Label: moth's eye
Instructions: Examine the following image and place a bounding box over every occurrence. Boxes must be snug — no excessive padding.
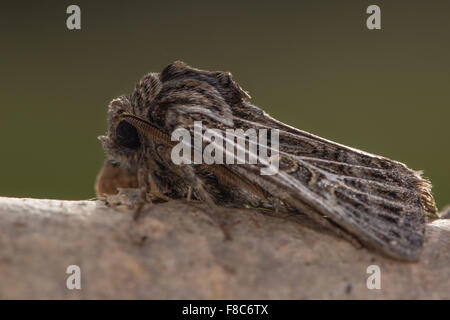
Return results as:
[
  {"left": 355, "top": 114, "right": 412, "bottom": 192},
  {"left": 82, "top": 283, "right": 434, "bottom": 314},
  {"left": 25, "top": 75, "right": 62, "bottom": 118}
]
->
[{"left": 115, "top": 120, "right": 140, "bottom": 149}]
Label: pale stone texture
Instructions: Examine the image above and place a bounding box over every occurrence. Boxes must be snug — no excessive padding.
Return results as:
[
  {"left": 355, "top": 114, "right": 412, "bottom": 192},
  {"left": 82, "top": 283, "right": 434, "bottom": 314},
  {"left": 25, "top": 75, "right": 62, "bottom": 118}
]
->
[{"left": 0, "top": 196, "right": 448, "bottom": 299}]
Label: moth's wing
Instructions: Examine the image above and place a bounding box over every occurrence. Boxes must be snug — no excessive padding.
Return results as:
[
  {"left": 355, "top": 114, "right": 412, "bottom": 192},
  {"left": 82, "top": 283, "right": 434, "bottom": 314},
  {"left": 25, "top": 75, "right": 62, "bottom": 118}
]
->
[
  {"left": 187, "top": 105, "right": 436, "bottom": 260},
  {"left": 228, "top": 107, "right": 437, "bottom": 260},
  {"left": 152, "top": 61, "right": 437, "bottom": 260}
]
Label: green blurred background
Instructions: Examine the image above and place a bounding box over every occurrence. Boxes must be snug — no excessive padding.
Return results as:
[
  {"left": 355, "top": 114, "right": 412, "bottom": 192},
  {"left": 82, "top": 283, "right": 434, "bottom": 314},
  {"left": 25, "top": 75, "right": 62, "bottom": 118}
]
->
[{"left": 1, "top": 1, "right": 449, "bottom": 208}]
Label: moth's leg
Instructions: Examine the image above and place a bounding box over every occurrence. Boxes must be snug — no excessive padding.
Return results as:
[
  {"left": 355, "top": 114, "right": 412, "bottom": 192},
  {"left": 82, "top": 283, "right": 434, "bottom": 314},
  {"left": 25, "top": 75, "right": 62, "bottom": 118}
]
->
[
  {"left": 134, "top": 168, "right": 174, "bottom": 220},
  {"left": 149, "top": 178, "right": 172, "bottom": 202},
  {"left": 134, "top": 165, "right": 151, "bottom": 220},
  {"left": 178, "top": 165, "right": 232, "bottom": 240},
  {"left": 273, "top": 198, "right": 284, "bottom": 213},
  {"left": 186, "top": 186, "right": 193, "bottom": 201},
  {"left": 178, "top": 165, "right": 215, "bottom": 206}
]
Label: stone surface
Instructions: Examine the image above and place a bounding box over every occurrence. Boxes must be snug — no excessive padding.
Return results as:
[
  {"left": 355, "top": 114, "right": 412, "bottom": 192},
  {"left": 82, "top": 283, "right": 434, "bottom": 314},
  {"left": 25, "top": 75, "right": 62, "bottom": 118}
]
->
[{"left": 0, "top": 196, "right": 448, "bottom": 299}]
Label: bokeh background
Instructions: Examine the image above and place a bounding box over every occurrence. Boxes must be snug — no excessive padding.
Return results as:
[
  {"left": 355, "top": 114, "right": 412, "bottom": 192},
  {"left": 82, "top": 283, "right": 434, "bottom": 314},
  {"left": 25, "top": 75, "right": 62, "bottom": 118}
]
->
[{"left": 1, "top": 1, "right": 449, "bottom": 208}]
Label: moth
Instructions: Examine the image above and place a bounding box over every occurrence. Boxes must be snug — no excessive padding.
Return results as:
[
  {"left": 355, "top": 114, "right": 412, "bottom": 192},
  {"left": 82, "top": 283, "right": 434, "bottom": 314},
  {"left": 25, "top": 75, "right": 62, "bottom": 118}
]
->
[{"left": 97, "top": 61, "right": 438, "bottom": 261}]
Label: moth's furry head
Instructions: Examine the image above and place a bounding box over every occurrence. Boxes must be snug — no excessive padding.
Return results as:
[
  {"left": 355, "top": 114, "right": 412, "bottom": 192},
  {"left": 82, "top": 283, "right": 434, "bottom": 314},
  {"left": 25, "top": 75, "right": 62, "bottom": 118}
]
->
[
  {"left": 99, "top": 71, "right": 165, "bottom": 168},
  {"left": 131, "top": 72, "right": 162, "bottom": 118},
  {"left": 99, "top": 95, "right": 142, "bottom": 168}
]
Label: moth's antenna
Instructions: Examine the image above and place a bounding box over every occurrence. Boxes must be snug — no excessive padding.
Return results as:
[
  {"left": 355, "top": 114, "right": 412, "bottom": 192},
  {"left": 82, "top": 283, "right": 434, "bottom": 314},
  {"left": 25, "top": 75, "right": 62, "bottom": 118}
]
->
[{"left": 121, "top": 113, "right": 173, "bottom": 146}]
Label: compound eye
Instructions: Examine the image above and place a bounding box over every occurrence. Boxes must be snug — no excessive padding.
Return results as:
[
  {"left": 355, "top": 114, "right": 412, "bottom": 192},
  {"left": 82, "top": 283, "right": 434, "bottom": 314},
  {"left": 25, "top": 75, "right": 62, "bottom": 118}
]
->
[{"left": 115, "top": 120, "right": 140, "bottom": 149}]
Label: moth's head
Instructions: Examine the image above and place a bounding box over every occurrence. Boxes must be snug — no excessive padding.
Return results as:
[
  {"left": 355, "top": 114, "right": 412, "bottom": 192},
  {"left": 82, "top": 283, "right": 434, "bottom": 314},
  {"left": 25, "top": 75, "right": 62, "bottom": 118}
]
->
[
  {"left": 98, "top": 96, "right": 142, "bottom": 167},
  {"left": 99, "top": 72, "right": 164, "bottom": 168}
]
